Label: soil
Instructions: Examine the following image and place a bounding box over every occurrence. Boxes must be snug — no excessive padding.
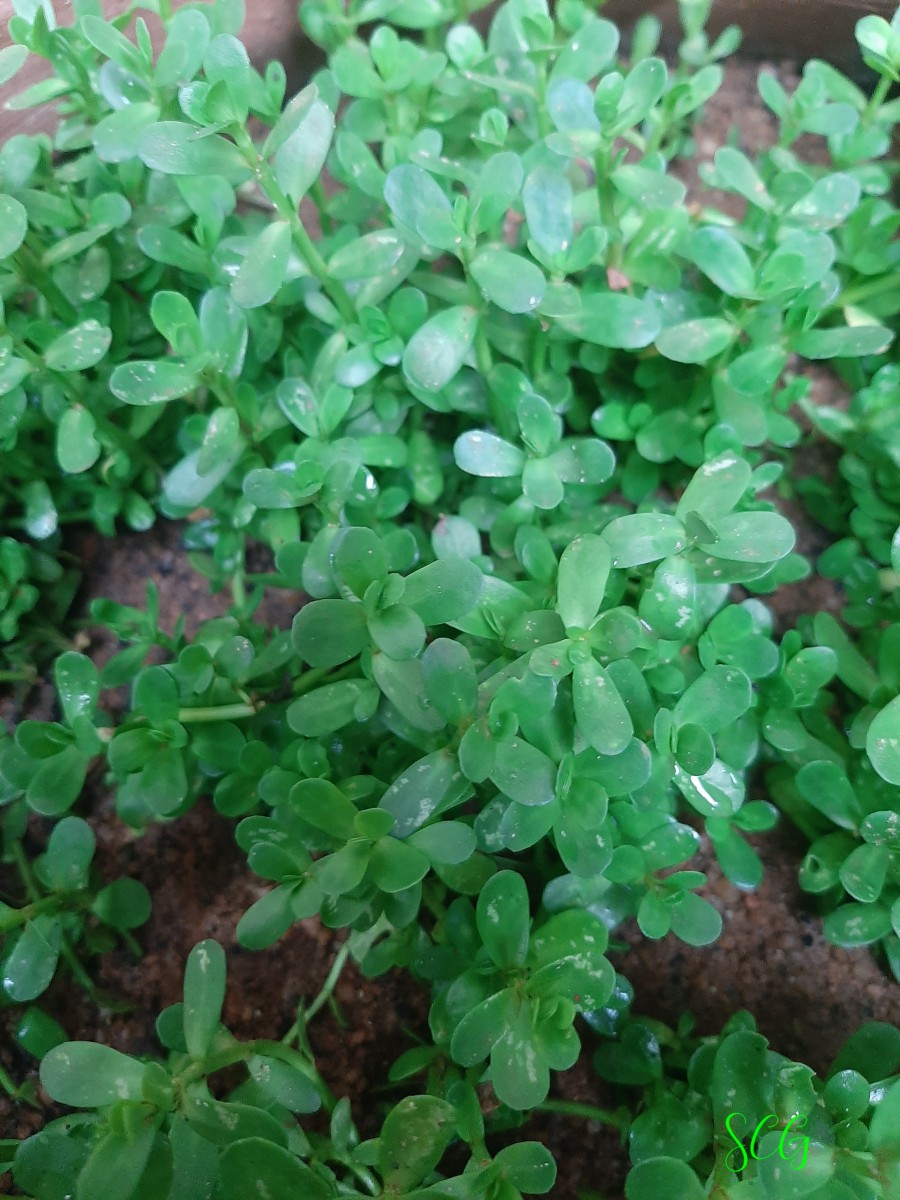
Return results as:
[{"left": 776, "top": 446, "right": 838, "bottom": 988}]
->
[{"left": 2, "top": 57, "right": 899, "bottom": 1200}]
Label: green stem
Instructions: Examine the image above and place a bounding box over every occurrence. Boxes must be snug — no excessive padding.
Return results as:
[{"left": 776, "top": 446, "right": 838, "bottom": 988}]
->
[
  {"left": 475, "top": 323, "right": 493, "bottom": 378},
  {"left": 11, "top": 841, "right": 98, "bottom": 996},
  {"left": 292, "top": 663, "right": 358, "bottom": 696},
  {"left": 531, "top": 326, "right": 548, "bottom": 380},
  {"left": 594, "top": 145, "right": 622, "bottom": 269},
  {"left": 0, "top": 890, "right": 91, "bottom": 934},
  {"left": 534, "top": 1099, "right": 629, "bottom": 1131},
  {"left": 0, "top": 1061, "right": 22, "bottom": 1099},
  {"left": 306, "top": 940, "right": 351, "bottom": 1023},
  {"left": 176, "top": 703, "right": 258, "bottom": 723},
  {"left": 14, "top": 244, "right": 78, "bottom": 324},
  {"left": 177, "top": 1037, "right": 337, "bottom": 1113},
  {"left": 232, "top": 128, "right": 356, "bottom": 324},
  {"left": 461, "top": 70, "right": 537, "bottom": 99},
  {"left": 836, "top": 272, "right": 900, "bottom": 309},
  {"left": 0, "top": 667, "right": 37, "bottom": 683},
  {"left": 11, "top": 840, "right": 41, "bottom": 905},
  {"left": 283, "top": 938, "right": 351, "bottom": 1049},
  {"left": 310, "top": 179, "right": 335, "bottom": 236},
  {"left": 863, "top": 73, "right": 892, "bottom": 122}
]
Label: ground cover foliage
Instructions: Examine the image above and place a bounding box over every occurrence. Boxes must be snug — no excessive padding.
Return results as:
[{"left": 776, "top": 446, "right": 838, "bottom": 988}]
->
[{"left": 0, "top": 0, "right": 899, "bottom": 1195}]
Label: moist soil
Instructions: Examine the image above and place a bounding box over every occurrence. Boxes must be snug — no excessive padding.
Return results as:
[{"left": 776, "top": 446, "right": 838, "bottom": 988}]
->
[{"left": 2, "top": 58, "right": 900, "bottom": 1200}]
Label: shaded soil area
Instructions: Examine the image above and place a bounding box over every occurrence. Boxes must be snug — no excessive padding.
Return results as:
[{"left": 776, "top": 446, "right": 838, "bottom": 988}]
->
[{"left": 2, "top": 58, "right": 898, "bottom": 1200}]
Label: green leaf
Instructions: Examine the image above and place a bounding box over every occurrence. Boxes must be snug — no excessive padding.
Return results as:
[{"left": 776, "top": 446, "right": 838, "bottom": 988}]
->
[
  {"left": 454, "top": 430, "right": 524, "bottom": 477},
  {"left": 219, "top": 1138, "right": 330, "bottom": 1200},
  {"left": 625, "top": 1158, "right": 705, "bottom": 1200},
  {"left": 93, "top": 102, "right": 161, "bottom": 163},
  {"left": 491, "top": 1006, "right": 550, "bottom": 1109},
  {"left": 421, "top": 638, "right": 477, "bottom": 725},
  {"left": 676, "top": 452, "right": 751, "bottom": 520},
  {"left": 3, "top": 919, "right": 60, "bottom": 1002},
  {"left": 40, "top": 1042, "right": 145, "bottom": 1107},
  {"left": 656, "top": 318, "right": 735, "bottom": 363},
  {"left": 287, "top": 679, "right": 376, "bottom": 736},
  {"left": 687, "top": 227, "right": 755, "bottom": 297},
  {"left": 43, "top": 321, "right": 111, "bottom": 373},
  {"left": 557, "top": 534, "right": 611, "bottom": 628},
  {"left": 292, "top": 599, "right": 369, "bottom": 667},
  {"left": 327, "top": 229, "right": 405, "bottom": 280},
  {"left": 0, "top": 194, "right": 29, "bottom": 259},
  {"left": 790, "top": 173, "right": 861, "bottom": 229},
  {"left": 379, "top": 1096, "right": 455, "bottom": 1191},
  {"left": 91, "top": 879, "right": 151, "bottom": 930},
  {"left": 870, "top": 1080, "right": 900, "bottom": 1156},
  {"left": 274, "top": 99, "right": 333, "bottom": 205},
  {"left": 469, "top": 152, "right": 525, "bottom": 234},
  {"left": 490, "top": 738, "right": 557, "bottom": 806},
  {"left": 0, "top": 45, "right": 29, "bottom": 89},
  {"left": 824, "top": 902, "right": 892, "bottom": 948},
  {"left": 602, "top": 514, "right": 687, "bottom": 567},
  {"left": 612, "top": 165, "right": 686, "bottom": 209},
  {"left": 236, "top": 885, "right": 295, "bottom": 950},
  {"left": 379, "top": 750, "right": 461, "bottom": 837},
  {"left": 792, "top": 324, "right": 893, "bottom": 359},
  {"left": 54, "top": 652, "right": 99, "bottom": 725},
  {"left": 42, "top": 817, "right": 95, "bottom": 891},
  {"left": 801, "top": 763, "right": 868, "bottom": 830},
  {"left": 402, "top": 306, "right": 477, "bottom": 392},
  {"left": 668, "top": 890, "right": 722, "bottom": 946},
  {"left": 831, "top": 1022, "right": 900, "bottom": 1081},
  {"left": 182, "top": 940, "right": 226, "bottom": 1060},
  {"left": 384, "top": 162, "right": 452, "bottom": 243},
  {"left": 867, "top": 697, "right": 900, "bottom": 784},
  {"left": 402, "top": 558, "right": 483, "bottom": 625},
  {"left": 840, "top": 843, "right": 889, "bottom": 904},
  {"left": 231, "top": 221, "right": 291, "bottom": 309},
  {"left": 495, "top": 1142, "right": 557, "bottom": 1193},
  {"left": 369, "top": 837, "right": 430, "bottom": 892},
  {"left": 109, "top": 360, "right": 198, "bottom": 406},
  {"left": 137, "top": 122, "right": 248, "bottom": 177},
  {"left": 523, "top": 166, "right": 574, "bottom": 257},
  {"left": 163, "top": 443, "right": 244, "bottom": 509},
  {"left": 477, "top": 870, "right": 530, "bottom": 969},
  {"left": 470, "top": 248, "right": 545, "bottom": 314},
  {"left": 697, "top": 511, "right": 795, "bottom": 563},
  {"left": 57, "top": 407, "right": 102, "bottom": 474},
  {"left": 673, "top": 666, "right": 752, "bottom": 734},
  {"left": 556, "top": 292, "right": 661, "bottom": 348},
  {"left": 407, "top": 821, "right": 476, "bottom": 865},
  {"left": 573, "top": 658, "right": 634, "bottom": 755},
  {"left": 26, "top": 746, "right": 88, "bottom": 817}
]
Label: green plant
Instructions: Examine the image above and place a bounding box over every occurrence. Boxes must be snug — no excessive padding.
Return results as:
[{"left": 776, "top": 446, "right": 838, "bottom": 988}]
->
[{"left": 0, "top": 0, "right": 899, "bottom": 1195}]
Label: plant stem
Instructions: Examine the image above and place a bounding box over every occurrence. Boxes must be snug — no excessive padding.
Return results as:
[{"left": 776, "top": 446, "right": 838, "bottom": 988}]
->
[
  {"left": 306, "top": 939, "right": 351, "bottom": 1023},
  {"left": 14, "top": 244, "right": 79, "bottom": 324},
  {"left": 0, "top": 890, "right": 90, "bottom": 934},
  {"left": 176, "top": 1037, "right": 337, "bottom": 1113},
  {"left": 0, "top": 1061, "right": 24, "bottom": 1101},
  {"left": 283, "top": 938, "right": 351, "bottom": 1049},
  {"left": 0, "top": 668, "right": 37, "bottom": 683},
  {"left": 231, "top": 127, "right": 356, "bottom": 324},
  {"left": 176, "top": 703, "right": 259, "bottom": 723},
  {"left": 311, "top": 178, "right": 335, "bottom": 235},
  {"left": 475, "top": 323, "right": 493, "bottom": 377},
  {"left": 535, "top": 1098, "right": 629, "bottom": 1131},
  {"left": 863, "top": 73, "right": 892, "bottom": 122},
  {"left": 10, "top": 841, "right": 98, "bottom": 996},
  {"left": 835, "top": 273, "right": 900, "bottom": 309}
]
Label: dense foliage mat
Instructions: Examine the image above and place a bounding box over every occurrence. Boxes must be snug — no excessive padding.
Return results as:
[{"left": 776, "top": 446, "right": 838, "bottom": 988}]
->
[{"left": 0, "top": 0, "right": 899, "bottom": 1196}]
